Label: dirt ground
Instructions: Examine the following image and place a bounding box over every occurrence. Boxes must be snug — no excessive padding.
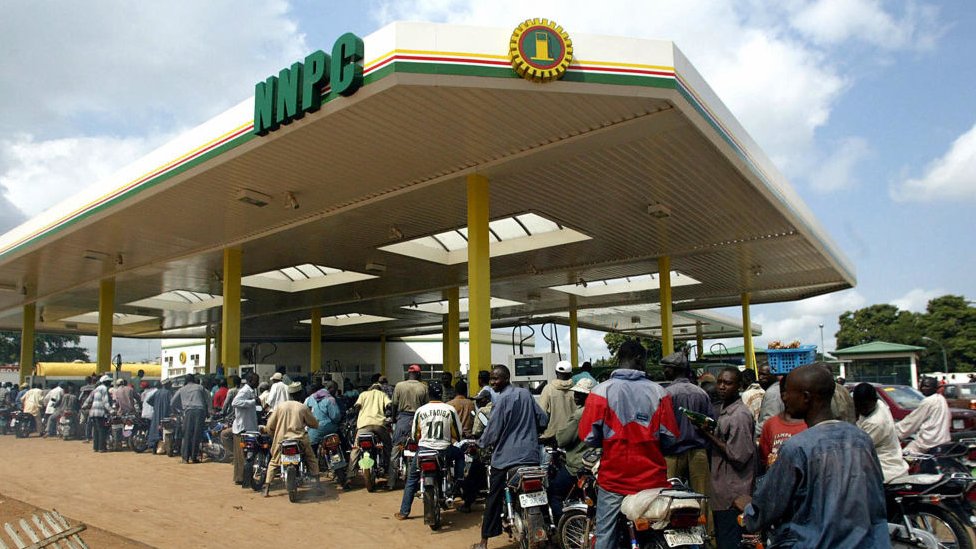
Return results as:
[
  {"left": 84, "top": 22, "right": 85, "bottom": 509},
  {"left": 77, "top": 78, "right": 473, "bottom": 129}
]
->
[{"left": 0, "top": 436, "right": 519, "bottom": 548}]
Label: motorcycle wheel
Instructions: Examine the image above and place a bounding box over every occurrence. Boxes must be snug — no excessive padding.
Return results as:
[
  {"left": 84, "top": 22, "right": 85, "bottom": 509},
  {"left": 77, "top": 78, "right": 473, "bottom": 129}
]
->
[
  {"left": 242, "top": 460, "right": 254, "bottom": 490},
  {"left": 557, "top": 509, "right": 593, "bottom": 549},
  {"left": 16, "top": 420, "right": 31, "bottom": 438},
  {"left": 203, "top": 442, "right": 227, "bottom": 462},
  {"left": 333, "top": 467, "right": 347, "bottom": 487},
  {"left": 521, "top": 507, "right": 549, "bottom": 549},
  {"left": 250, "top": 454, "right": 268, "bottom": 492},
  {"left": 364, "top": 467, "right": 376, "bottom": 493},
  {"left": 285, "top": 465, "right": 299, "bottom": 503},
  {"left": 168, "top": 436, "right": 180, "bottom": 457},
  {"left": 903, "top": 504, "right": 974, "bottom": 549},
  {"left": 130, "top": 429, "right": 149, "bottom": 453},
  {"left": 423, "top": 484, "right": 443, "bottom": 531}
]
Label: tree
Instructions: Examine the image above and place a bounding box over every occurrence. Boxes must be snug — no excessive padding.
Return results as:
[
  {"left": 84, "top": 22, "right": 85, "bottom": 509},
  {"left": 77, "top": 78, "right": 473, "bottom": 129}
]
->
[
  {"left": 918, "top": 296, "right": 976, "bottom": 373},
  {"left": 0, "top": 331, "right": 90, "bottom": 364},
  {"left": 835, "top": 295, "right": 976, "bottom": 373},
  {"left": 836, "top": 304, "right": 922, "bottom": 349}
]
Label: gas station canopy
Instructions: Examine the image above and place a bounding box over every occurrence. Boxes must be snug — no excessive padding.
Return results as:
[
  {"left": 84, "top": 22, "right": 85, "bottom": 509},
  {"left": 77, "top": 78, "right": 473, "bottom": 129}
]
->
[{"left": 0, "top": 21, "right": 853, "bottom": 344}]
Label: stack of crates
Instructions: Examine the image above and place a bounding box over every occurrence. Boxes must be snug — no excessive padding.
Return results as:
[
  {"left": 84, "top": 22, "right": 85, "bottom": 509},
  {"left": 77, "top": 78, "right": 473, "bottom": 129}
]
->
[{"left": 766, "top": 344, "right": 818, "bottom": 375}]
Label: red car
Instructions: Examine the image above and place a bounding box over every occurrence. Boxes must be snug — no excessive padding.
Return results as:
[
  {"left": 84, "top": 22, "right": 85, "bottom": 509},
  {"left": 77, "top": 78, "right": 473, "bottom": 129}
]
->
[{"left": 852, "top": 383, "right": 976, "bottom": 436}]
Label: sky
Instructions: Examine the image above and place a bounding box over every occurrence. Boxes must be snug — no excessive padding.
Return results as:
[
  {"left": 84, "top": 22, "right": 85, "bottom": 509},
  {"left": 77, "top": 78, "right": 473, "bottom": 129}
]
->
[{"left": 0, "top": 1, "right": 973, "bottom": 363}]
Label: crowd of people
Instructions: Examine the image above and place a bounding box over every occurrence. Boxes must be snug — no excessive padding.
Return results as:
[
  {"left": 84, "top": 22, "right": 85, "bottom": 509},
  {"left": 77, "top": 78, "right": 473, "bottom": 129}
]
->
[{"left": 0, "top": 342, "right": 960, "bottom": 548}]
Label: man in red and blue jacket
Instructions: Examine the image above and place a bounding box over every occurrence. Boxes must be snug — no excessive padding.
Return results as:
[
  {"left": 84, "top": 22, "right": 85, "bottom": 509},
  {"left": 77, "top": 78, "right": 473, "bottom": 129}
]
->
[{"left": 579, "top": 340, "right": 679, "bottom": 549}]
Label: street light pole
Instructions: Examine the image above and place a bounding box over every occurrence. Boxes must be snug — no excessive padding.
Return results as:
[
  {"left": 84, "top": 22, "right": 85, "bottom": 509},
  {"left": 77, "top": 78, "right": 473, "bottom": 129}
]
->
[
  {"left": 922, "top": 336, "right": 949, "bottom": 373},
  {"left": 819, "top": 323, "right": 825, "bottom": 361}
]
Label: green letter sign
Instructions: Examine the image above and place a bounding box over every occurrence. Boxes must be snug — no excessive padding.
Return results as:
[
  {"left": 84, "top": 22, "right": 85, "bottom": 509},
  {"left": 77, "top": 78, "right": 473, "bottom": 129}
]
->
[{"left": 253, "top": 33, "right": 364, "bottom": 136}]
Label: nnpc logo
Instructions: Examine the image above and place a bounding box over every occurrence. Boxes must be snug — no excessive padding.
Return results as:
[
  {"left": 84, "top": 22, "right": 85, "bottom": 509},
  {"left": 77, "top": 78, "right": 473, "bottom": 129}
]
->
[{"left": 509, "top": 19, "right": 573, "bottom": 83}]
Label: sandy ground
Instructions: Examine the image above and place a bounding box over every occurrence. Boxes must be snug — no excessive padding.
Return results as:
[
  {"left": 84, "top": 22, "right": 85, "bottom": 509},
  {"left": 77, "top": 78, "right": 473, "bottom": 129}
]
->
[{"left": 0, "top": 436, "right": 519, "bottom": 549}]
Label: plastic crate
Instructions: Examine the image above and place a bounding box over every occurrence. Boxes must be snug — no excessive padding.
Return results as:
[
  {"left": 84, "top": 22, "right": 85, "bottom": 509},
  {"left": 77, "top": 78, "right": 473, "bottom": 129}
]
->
[{"left": 766, "top": 344, "right": 818, "bottom": 374}]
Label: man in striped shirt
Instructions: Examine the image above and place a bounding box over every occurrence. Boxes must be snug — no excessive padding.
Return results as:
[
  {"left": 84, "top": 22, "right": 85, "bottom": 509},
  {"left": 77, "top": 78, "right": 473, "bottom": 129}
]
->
[{"left": 83, "top": 375, "right": 115, "bottom": 452}]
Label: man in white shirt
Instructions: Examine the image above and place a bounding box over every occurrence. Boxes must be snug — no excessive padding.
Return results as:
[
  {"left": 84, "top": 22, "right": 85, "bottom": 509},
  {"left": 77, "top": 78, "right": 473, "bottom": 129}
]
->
[
  {"left": 394, "top": 383, "right": 464, "bottom": 520},
  {"left": 231, "top": 373, "right": 260, "bottom": 485},
  {"left": 897, "top": 376, "right": 951, "bottom": 454},
  {"left": 853, "top": 383, "right": 909, "bottom": 483},
  {"left": 264, "top": 372, "right": 289, "bottom": 411},
  {"left": 42, "top": 383, "right": 65, "bottom": 437}
]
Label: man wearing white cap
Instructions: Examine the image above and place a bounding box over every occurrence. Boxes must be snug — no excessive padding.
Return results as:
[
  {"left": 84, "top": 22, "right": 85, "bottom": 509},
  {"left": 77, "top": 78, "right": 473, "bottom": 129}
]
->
[
  {"left": 82, "top": 375, "right": 114, "bottom": 452},
  {"left": 538, "top": 360, "right": 576, "bottom": 441},
  {"left": 265, "top": 371, "right": 289, "bottom": 412}
]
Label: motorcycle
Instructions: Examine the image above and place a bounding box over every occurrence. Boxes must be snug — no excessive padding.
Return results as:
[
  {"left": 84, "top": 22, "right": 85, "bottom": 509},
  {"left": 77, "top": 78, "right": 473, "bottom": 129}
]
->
[
  {"left": 124, "top": 415, "right": 151, "bottom": 453},
  {"left": 57, "top": 410, "right": 79, "bottom": 440},
  {"left": 105, "top": 413, "right": 125, "bottom": 451},
  {"left": 501, "top": 463, "right": 555, "bottom": 549},
  {"left": 241, "top": 430, "right": 272, "bottom": 491},
  {"left": 0, "top": 406, "right": 11, "bottom": 435},
  {"left": 886, "top": 471, "right": 975, "bottom": 549},
  {"left": 13, "top": 411, "right": 35, "bottom": 438},
  {"left": 160, "top": 415, "right": 183, "bottom": 457},
  {"left": 356, "top": 430, "right": 388, "bottom": 493},
  {"left": 275, "top": 438, "right": 311, "bottom": 503},
  {"left": 416, "top": 443, "right": 459, "bottom": 531},
  {"left": 555, "top": 448, "right": 600, "bottom": 549},
  {"left": 618, "top": 478, "right": 708, "bottom": 549},
  {"left": 318, "top": 432, "right": 348, "bottom": 487},
  {"left": 200, "top": 417, "right": 227, "bottom": 462}
]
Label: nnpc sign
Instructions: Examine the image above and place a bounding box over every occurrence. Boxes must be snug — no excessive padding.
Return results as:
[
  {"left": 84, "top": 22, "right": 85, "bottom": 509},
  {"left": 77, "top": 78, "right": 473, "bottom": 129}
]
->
[{"left": 253, "top": 32, "right": 364, "bottom": 136}]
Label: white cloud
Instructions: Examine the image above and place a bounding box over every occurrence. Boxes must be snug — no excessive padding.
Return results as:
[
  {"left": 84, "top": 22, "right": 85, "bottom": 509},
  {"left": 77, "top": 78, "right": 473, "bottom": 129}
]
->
[
  {"left": 0, "top": 1, "right": 309, "bottom": 228},
  {"left": 808, "top": 136, "right": 871, "bottom": 192},
  {"left": 375, "top": 0, "right": 935, "bottom": 189},
  {"left": 0, "top": 1, "right": 307, "bottom": 136},
  {"left": 0, "top": 134, "right": 164, "bottom": 217},
  {"left": 789, "top": 0, "right": 941, "bottom": 51},
  {"left": 889, "top": 287, "right": 943, "bottom": 313},
  {"left": 790, "top": 289, "right": 867, "bottom": 317},
  {"left": 891, "top": 122, "right": 976, "bottom": 202}
]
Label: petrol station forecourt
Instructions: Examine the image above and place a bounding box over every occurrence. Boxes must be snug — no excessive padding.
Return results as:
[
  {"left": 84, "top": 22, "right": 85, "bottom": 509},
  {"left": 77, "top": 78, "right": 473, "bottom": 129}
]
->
[{"left": 0, "top": 18, "right": 855, "bottom": 541}]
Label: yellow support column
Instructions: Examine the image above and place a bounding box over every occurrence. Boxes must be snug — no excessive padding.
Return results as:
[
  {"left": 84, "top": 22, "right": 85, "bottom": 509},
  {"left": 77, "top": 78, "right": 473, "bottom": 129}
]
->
[
  {"left": 696, "top": 321, "right": 704, "bottom": 360},
  {"left": 96, "top": 278, "right": 115, "bottom": 374},
  {"left": 569, "top": 296, "right": 579, "bottom": 368},
  {"left": 310, "top": 307, "right": 322, "bottom": 374},
  {"left": 658, "top": 256, "right": 674, "bottom": 356},
  {"left": 447, "top": 287, "right": 460, "bottom": 377},
  {"left": 19, "top": 303, "right": 36, "bottom": 383},
  {"left": 467, "top": 174, "right": 491, "bottom": 388},
  {"left": 380, "top": 334, "right": 387, "bottom": 377},
  {"left": 221, "top": 248, "right": 242, "bottom": 372},
  {"left": 742, "top": 292, "right": 758, "bottom": 375}
]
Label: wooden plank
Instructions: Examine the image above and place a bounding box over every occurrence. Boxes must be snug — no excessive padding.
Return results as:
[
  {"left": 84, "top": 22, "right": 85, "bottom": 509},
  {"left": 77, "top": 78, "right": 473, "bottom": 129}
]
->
[
  {"left": 38, "top": 516, "right": 63, "bottom": 549},
  {"left": 46, "top": 515, "right": 86, "bottom": 549},
  {"left": 22, "top": 526, "right": 85, "bottom": 549},
  {"left": 17, "top": 520, "right": 39, "bottom": 544},
  {"left": 3, "top": 522, "right": 26, "bottom": 548},
  {"left": 29, "top": 517, "right": 52, "bottom": 540}
]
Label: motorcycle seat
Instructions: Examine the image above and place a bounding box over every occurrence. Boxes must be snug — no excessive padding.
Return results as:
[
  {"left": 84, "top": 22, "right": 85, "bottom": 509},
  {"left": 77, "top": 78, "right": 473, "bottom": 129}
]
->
[
  {"left": 887, "top": 473, "right": 944, "bottom": 489},
  {"left": 621, "top": 488, "right": 703, "bottom": 528}
]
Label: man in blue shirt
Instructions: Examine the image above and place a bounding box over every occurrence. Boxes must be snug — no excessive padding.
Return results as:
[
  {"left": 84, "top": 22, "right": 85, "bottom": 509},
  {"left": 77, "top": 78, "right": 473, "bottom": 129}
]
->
[
  {"left": 662, "top": 355, "right": 715, "bottom": 541},
  {"left": 472, "top": 365, "right": 548, "bottom": 549},
  {"left": 736, "top": 364, "right": 889, "bottom": 548}
]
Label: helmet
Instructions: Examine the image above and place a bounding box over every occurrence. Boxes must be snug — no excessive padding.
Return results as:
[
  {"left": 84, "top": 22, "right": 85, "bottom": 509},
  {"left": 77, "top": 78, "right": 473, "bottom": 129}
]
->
[{"left": 571, "top": 378, "right": 596, "bottom": 394}]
